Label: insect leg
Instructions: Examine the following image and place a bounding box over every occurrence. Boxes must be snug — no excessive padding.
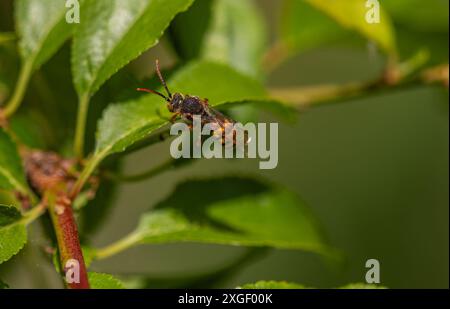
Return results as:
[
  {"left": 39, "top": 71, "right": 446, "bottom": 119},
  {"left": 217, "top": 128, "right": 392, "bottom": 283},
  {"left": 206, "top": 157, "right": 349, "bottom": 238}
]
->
[{"left": 170, "top": 113, "right": 181, "bottom": 123}]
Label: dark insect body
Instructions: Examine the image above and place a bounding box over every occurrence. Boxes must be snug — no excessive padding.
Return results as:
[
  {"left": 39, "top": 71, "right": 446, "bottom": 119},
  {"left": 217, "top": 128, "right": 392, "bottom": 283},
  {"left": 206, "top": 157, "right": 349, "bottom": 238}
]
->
[{"left": 137, "top": 60, "right": 238, "bottom": 144}]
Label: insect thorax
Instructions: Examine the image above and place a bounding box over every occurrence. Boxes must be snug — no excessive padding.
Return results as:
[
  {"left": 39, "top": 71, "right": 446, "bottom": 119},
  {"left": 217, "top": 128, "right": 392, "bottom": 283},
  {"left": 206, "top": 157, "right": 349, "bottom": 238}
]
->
[{"left": 180, "top": 95, "right": 204, "bottom": 114}]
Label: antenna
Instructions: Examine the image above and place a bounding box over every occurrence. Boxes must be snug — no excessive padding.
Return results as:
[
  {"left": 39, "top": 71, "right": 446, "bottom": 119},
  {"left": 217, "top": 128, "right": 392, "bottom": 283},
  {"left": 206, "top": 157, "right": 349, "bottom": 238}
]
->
[
  {"left": 136, "top": 88, "right": 168, "bottom": 100},
  {"left": 155, "top": 59, "right": 172, "bottom": 98}
]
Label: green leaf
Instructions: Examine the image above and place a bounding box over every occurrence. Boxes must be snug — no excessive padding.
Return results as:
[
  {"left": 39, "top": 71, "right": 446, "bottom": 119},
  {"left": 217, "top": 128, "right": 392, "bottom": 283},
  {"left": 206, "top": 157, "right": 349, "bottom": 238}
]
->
[
  {"left": 238, "top": 280, "right": 306, "bottom": 289},
  {"left": 339, "top": 283, "right": 386, "bottom": 289},
  {"left": 169, "top": 0, "right": 267, "bottom": 78},
  {"left": 72, "top": 0, "right": 194, "bottom": 98},
  {"left": 0, "top": 225, "right": 27, "bottom": 264},
  {"left": 133, "top": 177, "right": 334, "bottom": 256},
  {"left": 165, "top": 61, "right": 267, "bottom": 106},
  {"left": 15, "top": 0, "right": 73, "bottom": 70},
  {"left": 0, "top": 204, "right": 27, "bottom": 264},
  {"left": 201, "top": 0, "right": 267, "bottom": 78},
  {"left": 383, "top": 0, "right": 449, "bottom": 33},
  {"left": 0, "top": 278, "right": 8, "bottom": 289},
  {"left": 88, "top": 272, "right": 124, "bottom": 289},
  {"left": 281, "top": 0, "right": 396, "bottom": 57},
  {"left": 281, "top": 0, "right": 352, "bottom": 54},
  {"left": 305, "top": 0, "right": 396, "bottom": 55},
  {"left": 238, "top": 281, "right": 387, "bottom": 289},
  {"left": 0, "top": 204, "right": 22, "bottom": 226},
  {"left": 220, "top": 99, "right": 297, "bottom": 123},
  {"left": 0, "top": 128, "right": 28, "bottom": 194},
  {"left": 93, "top": 61, "right": 268, "bottom": 162}
]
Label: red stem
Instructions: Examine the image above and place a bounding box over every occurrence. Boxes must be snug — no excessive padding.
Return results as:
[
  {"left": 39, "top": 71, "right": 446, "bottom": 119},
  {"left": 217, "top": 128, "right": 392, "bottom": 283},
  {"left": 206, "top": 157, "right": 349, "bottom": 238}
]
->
[{"left": 48, "top": 193, "right": 89, "bottom": 289}]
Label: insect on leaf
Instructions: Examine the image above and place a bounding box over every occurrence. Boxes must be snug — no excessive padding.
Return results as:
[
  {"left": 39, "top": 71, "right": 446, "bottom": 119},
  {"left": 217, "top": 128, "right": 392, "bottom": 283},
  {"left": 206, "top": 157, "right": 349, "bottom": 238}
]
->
[{"left": 92, "top": 61, "right": 269, "bottom": 166}]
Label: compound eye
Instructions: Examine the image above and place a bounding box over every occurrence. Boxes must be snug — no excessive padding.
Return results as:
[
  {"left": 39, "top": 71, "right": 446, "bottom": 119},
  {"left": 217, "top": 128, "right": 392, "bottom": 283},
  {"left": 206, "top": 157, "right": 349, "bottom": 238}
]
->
[{"left": 171, "top": 93, "right": 183, "bottom": 109}]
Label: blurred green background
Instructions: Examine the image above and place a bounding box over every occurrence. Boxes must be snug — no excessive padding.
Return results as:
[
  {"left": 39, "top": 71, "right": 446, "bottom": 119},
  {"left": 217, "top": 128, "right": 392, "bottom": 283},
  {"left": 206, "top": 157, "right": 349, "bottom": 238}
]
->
[{"left": 0, "top": 0, "right": 448, "bottom": 288}]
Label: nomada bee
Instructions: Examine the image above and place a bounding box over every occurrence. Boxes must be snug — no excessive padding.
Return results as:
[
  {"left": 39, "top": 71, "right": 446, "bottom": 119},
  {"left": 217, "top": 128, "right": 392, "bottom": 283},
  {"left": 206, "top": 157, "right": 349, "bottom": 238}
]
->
[{"left": 137, "top": 60, "right": 245, "bottom": 145}]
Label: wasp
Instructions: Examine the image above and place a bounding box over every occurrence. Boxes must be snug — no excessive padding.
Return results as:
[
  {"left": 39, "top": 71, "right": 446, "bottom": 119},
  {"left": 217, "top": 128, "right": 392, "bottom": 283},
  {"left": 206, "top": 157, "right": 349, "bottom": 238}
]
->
[{"left": 137, "top": 60, "right": 243, "bottom": 145}]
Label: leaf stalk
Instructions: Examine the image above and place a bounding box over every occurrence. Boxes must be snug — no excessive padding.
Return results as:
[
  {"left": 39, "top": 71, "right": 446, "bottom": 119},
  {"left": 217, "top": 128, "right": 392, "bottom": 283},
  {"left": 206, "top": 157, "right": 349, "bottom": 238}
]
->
[
  {"left": 74, "top": 93, "right": 90, "bottom": 159},
  {"left": 2, "top": 60, "right": 33, "bottom": 117}
]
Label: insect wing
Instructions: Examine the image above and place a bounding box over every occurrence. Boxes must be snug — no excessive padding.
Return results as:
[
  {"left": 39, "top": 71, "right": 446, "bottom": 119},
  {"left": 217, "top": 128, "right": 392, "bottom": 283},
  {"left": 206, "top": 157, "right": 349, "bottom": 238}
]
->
[
  {"left": 205, "top": 106, "right": 249, "bottom": 145},
  {"left": 203, "top": 105, "right": 234, "bottom": 126}
]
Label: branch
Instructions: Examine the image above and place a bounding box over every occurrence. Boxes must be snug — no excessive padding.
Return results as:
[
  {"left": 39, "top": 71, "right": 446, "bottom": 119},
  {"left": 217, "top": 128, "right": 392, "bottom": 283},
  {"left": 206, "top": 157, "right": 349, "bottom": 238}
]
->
[
  {"left": 69, "top": 153, "right": 102, "bottom": 199},
  {"left": 269, "top": 63, "right": 449, "bottom": 110},
  {"left": 94, "top": 230, "right": 142, "bottom": 261},
  {"left": 20, "top": 201, "right": 46, "bottom": 226},
  {"left": 47, "top": 191, "right": 90, "bottom": 289},
  {"left": 23, "top": 150, "right": 90, "bottom": 289},
  {"left": 262, "top": 41, "right": 292, "bottom": 74}
]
